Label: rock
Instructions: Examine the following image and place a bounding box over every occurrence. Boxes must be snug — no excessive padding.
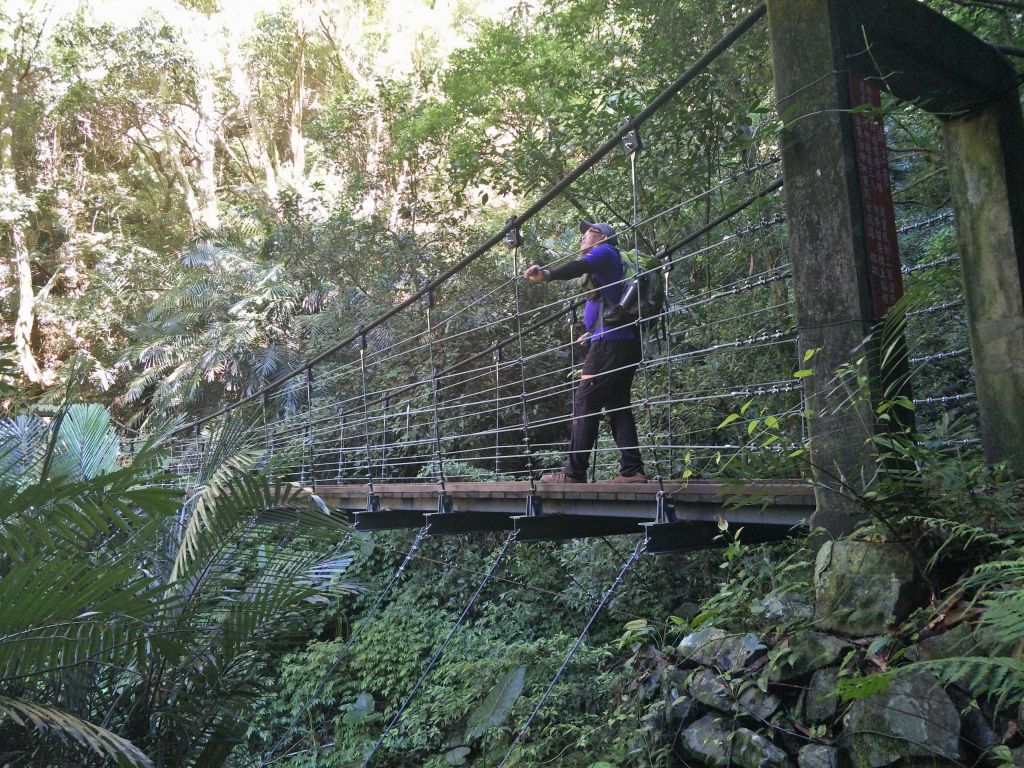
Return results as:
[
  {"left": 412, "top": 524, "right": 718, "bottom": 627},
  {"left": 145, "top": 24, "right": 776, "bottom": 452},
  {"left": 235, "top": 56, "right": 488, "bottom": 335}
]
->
[
  {"left": 769, "top": 633, "right": 852, "bottom": 681},
  {"left": 1010, "top": 746, "right": 1024, "bottom": 767},
  {"left": 731, "top": 727, "right": 793, "bottom": 768},
  {"left": 737, "top": 681, "right": 781, "bottom": 722},
  {"left": 914, "top": 622, "right": 1007, "bottom": 661},
  {"left": 814, "top": 541, "right": 928, "bottom": 636},
  {"left": 665, "top": 691, "right": 700, "bottom": 728},
  {"left": 799, "top": 744, "right": 839, "bottom": 768},
  {"left": 688, "top": 668, "right": 735, "bottom": 713},
  {"left": 678, "top": 626, "right": 767, "bottom": 670},
  {"left": 843, "top": 670, "right": 961, "bottom": 768},
  {"left": 801, "top": 667, "right": 841, "bottom": 723},
  {"left": 686, "top": 669, "right": 780, "bottom": 720},
  {"left": 758, "top": 592, "right": 815, "bottom": 624},
  {"left": 663, "top": 665, "right": 702, "bottom": 727},
  {"left": 682, "top": 713, "right": 731, "bottom": 767}
]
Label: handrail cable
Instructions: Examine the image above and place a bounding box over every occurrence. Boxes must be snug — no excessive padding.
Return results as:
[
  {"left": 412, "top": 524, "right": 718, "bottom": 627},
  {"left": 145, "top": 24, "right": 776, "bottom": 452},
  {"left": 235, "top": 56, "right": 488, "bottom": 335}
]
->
[{"left": 255, "top": 194, "right": 788, "bottom": 447}]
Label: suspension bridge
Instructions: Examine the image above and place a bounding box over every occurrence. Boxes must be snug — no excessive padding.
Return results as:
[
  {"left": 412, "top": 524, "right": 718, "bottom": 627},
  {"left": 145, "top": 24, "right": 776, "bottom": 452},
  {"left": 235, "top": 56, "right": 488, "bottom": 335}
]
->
[
  {"left": 164, "top": 2, "right": 1024, "bottom": 762},
  {"left": 173, "top": 0, "right": 1021, "bottom": 548}
]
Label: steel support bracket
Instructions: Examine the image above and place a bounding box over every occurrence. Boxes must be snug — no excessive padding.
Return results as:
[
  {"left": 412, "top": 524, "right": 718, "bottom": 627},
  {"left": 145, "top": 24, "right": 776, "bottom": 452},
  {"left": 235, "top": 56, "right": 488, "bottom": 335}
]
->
[
  {"left": 655, "top": 490, "right": 676, "bottom": 524},
  {"left": 438, "top": 491, "right": 454, "bottom": 515},
  {"left": 526, "top": 490, "right": 543, "bottom": 517}
]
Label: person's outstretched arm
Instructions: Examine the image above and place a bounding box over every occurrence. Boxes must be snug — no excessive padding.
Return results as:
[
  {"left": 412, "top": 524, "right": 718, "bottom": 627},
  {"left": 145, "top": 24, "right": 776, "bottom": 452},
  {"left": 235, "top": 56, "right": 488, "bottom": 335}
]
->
[{"left": 523, "top": 259, "right": 588, "bottom": 283}]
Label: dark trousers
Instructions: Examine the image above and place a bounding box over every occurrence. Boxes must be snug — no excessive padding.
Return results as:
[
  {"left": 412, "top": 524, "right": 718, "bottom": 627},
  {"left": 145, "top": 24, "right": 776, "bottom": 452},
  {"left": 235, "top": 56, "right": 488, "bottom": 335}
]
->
[{"left": 565, "top": 337, "right": 644, "bottom": 478}]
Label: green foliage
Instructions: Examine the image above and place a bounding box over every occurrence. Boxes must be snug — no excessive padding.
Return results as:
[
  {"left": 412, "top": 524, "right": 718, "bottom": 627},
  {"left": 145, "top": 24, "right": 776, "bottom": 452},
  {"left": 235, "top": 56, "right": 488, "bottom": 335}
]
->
[{"left": 0, "top": 399, "right": 356, "bottom": 767}]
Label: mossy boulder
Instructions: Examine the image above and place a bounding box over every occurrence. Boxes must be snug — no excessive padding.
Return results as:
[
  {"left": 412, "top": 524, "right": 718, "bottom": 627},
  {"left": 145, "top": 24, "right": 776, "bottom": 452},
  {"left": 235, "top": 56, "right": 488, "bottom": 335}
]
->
[
  {"left": 814, "top": 541, "right": 928, "bottom": 636},
  {"left": 677, "top": 626, "right": 767, "bottom": 670},
  {"left": 843, "top": 670, "right": 961, "bottom": 768}
]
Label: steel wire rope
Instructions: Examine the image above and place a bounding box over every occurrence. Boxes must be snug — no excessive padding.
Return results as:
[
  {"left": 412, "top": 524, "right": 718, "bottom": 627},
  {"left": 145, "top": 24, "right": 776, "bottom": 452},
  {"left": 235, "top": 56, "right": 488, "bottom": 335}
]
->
[
  {"left": 633, "top": 155, "right": 782, "bottom": 232},
  {"left": 530, "top": 214, "right": 788, "bottom": 339},
  {"left": 906, "top": 299, "right": 965, "bottom": 317},
  {"left": 343, "top": 216, "right": 791, "bottom": 430},
  {"left": 896, "top": 211, "right": 954, "bottom": 234},
  {"left": 519, "top": 381, "right": 800, "bottom": 442},
  {"left": 902, "top": 254, "right": 960, "bottom": 274},
  {"left": 909, "top": 347, "right": 970, "bottom": 365},
  {"left": 266, "top": 361, "right": 803, "bottom": 468},
  {"left": 359, "top": 530, "right": 519, "bottom": 767},
  {"left": 263, "top": 524, "right": 430, "bottom": 763},
  {"left": 423, "top": 172, "right": 778, "bottom": 348},
  {"left": 368, "top": 538, "right": 683, "bottom": 635},
  {"left": 432, "top": 374, "right": 803, "bottom": 449},
  {"left": 497, "top": 537, "right": 646, "bottom": 768},
  {"left": 173, "top": 5, "right": 768, "bottom": 438},
  {"left": 494, "top": 156, "right": 783, "bottom": 284},
  {"left": 596, "top": 535, "right": 679, "bottom": 613}
]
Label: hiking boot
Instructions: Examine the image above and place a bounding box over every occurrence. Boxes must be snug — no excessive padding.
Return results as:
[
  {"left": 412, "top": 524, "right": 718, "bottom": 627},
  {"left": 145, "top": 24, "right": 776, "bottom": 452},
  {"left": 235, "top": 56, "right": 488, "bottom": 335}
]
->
[
  {"left": 608, "top": 473, "right": 648, "bottom": 484},
  {"left": 540, "top": 472, "right": 587, "bottom": 483}
]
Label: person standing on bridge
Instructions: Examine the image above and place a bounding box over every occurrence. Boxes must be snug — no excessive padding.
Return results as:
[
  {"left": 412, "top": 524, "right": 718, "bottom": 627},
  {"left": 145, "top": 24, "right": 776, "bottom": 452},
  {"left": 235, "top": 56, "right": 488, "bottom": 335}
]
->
[{"left": 523, "top": 220, "right": 647, "bottom": 484}]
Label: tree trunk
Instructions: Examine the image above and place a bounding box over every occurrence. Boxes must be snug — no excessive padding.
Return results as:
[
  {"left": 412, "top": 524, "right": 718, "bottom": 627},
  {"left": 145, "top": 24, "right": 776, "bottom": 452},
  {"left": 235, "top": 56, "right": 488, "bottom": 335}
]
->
[
  {"left": 193, "top": 66, "right": 221, "bottom": 231},
  {"left": 285, "top": 28, "right": 307, "bottom": 189},
  {"left": 167, "top": 135, "right": 203, "bottom": 230},
  {"left": 1, "top": 48, "right": 46, "bottom": 384},
  {"left": 11, "top": 225, "right": 45, "bottom": 383}
]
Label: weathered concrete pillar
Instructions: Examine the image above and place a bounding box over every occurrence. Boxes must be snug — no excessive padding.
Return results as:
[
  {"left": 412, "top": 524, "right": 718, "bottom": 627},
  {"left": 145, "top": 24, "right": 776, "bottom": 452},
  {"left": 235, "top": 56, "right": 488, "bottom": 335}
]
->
[
  {"left": 766, "top": 0, "right": 878, "bottom": 537},
  {"left": 944, "top": 95, "right": 1024, "bottom": 473}
]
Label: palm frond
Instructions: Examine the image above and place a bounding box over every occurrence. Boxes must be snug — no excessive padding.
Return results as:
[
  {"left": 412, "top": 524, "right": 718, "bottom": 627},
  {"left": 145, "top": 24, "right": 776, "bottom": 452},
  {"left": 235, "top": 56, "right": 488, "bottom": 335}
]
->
[
  {"left": 0, "top": 696, "right": 152, "bottom": 768},
  {"left": 49, "top": 404, "right": 121, "bottom": 482},
  {"left": 0, "top": 414, "right": 49, "bottom": 486}
]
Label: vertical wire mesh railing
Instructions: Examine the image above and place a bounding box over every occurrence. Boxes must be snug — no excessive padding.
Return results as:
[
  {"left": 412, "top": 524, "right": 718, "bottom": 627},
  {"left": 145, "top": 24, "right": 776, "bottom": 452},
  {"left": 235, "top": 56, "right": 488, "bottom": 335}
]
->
[
  {"left": 195, "top": 170, "right": 796, "bottom": 489},
  {"left": 159, "top": 4, "right": 798, "bottom": 492}
]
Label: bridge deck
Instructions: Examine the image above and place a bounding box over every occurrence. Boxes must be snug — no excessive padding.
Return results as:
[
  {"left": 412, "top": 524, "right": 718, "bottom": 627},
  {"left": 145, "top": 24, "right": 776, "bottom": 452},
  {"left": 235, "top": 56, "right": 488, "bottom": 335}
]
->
[{"left": 316, "top": 480, "right": 814, "bottom": 553}]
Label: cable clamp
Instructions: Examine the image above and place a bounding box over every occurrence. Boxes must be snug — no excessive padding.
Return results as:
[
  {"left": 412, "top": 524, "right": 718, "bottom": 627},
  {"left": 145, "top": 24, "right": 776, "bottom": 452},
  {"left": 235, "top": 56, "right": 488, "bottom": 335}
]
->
[
  {"left": 504, "top": 216, "right": 522, "bottom": 248},
  {"left": 619, "top": 116, "right": 642, "bottom": 155}
]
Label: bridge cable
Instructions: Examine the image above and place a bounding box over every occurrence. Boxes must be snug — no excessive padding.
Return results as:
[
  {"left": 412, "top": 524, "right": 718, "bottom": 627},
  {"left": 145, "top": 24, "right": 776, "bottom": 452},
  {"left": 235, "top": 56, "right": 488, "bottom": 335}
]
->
[
  {"left": 360, "top": 530, "right": 519, "bottom": 767},
  {"left": 508, "top": 228, "right": 540, "bottom": 498},
  {"left": 263, "top": 524, "right": 430, "bottom": 763},
  {"left": 356, "top": 335, "right": 378, "bottom": 496},
  {"left": 423, "top": 290, "right": 451, "bottom": 496},
  {"left": 623, "top": 126, "right": 670, "bottom": 496},
  {"left": 265, "top": 184, "right": 788, "bottom": 457},
  {"left": 496, "top": 537, "right": 646, "bottom": 768}
]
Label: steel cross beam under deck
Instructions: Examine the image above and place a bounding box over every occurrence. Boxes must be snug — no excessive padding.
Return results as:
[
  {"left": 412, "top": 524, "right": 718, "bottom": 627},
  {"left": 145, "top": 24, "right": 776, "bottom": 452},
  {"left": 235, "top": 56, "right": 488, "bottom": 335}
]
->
[{"left": 315, "top": 480, "right": 814, "bottom": 553}]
